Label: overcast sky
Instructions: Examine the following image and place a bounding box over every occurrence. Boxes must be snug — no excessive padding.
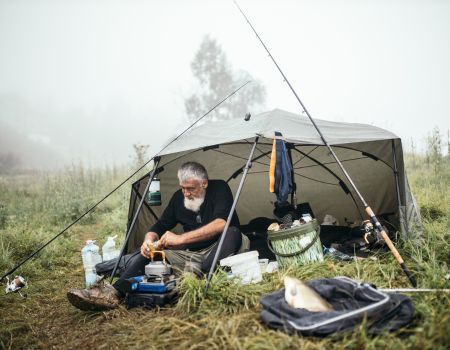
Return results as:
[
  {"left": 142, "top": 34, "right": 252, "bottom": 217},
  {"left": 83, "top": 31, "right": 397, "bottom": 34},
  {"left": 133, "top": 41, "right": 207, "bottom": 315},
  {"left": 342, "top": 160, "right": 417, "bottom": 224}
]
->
[{"left": 1, "top": 0, "right": 449, "bottom": 167}]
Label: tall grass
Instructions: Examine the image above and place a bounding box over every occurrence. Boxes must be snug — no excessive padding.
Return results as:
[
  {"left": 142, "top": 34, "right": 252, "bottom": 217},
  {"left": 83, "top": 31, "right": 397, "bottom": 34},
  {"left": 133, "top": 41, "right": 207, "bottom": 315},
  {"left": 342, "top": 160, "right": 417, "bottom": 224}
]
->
[
  {"left": 0, "top": 163, "right": 130, "bottom": 277},
  {"left": 0, "top": 149, "right": 449, "bottom": 349}
]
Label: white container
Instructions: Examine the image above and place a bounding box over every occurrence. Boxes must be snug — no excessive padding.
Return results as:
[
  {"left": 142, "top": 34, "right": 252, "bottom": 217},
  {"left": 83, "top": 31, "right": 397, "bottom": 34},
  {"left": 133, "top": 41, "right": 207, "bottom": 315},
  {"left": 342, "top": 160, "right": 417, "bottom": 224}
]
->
[
  {"left": 102, "top": 236, "right": 120, "bottom": 262},
  {"left": 220, "top": 250, "right": 261, "bottom": 284},
  {"left": 266, "top": 261, "right": 279, "bottom": 273},
  {"left": 259, "top": 259, "right": 269, "bottom": 273},
  {"left": 81, "top": 240, "right": 102, "bottom": 288},
  {"left": 84, "top": 268, "right": 97, "bottom": 288}
]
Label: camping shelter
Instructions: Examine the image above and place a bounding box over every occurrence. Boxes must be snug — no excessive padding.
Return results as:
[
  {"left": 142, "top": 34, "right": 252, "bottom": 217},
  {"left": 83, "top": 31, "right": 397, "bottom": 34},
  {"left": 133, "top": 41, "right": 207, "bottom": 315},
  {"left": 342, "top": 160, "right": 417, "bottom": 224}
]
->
[{"left": 125, "top": 109, "right": 422, "bottom": 252}]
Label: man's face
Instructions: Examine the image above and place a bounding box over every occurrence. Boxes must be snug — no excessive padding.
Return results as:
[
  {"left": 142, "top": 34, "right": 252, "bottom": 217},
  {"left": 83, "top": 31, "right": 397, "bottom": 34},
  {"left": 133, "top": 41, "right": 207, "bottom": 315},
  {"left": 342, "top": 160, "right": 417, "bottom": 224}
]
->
[{"left": 180, "top": 178, "right": 207, "bottom": 200}]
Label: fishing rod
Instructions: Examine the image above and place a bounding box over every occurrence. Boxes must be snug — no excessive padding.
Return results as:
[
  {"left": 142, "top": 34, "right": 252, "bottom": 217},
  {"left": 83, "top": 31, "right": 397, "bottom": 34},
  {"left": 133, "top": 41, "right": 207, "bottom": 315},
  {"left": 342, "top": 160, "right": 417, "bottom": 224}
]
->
[
  {"left": 233, "top": 1, "right": 417, "bottom": 287},
  {"left": 1, "top": 80, "right": 252, "bottom": 283}
]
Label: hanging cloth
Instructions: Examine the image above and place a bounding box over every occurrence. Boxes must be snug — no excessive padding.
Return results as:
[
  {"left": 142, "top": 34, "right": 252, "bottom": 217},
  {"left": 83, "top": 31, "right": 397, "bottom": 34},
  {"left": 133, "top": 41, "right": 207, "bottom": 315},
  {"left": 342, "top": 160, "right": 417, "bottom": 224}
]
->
[{"left": 269, "top": 131, "right": 293, "bottom": 205}]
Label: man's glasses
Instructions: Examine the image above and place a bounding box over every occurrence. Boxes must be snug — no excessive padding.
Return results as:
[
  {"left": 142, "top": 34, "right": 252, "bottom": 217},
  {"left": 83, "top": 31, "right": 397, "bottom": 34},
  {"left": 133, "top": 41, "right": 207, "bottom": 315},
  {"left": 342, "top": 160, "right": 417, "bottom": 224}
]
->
[{"left": 180, "top": 185, "right": 199, "bottom": 194}]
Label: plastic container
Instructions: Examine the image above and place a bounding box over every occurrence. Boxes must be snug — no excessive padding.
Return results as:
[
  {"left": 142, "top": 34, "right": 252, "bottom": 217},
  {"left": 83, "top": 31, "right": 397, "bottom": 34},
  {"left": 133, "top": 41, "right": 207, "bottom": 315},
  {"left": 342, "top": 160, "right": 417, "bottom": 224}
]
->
[
  {"left": 220, "top": 250, "right": 261, "bottom": 284},
  {"left": 84, "top": 268, "right": 97, "bottom": 288},
  {"left": 266, "top": 261, "right": 279, "bottom": 273},
  {"left": 81, "top": 240, "right": 102, "bottom": 288},
  {"left": 102, "top": 236, "right": 120, "bottom": 262},
  {"left": 267, "top": 219, "right": 323, "bottom": 268},
  {"left": 259, "top": 259, "right": 269, "bottom": 273}
]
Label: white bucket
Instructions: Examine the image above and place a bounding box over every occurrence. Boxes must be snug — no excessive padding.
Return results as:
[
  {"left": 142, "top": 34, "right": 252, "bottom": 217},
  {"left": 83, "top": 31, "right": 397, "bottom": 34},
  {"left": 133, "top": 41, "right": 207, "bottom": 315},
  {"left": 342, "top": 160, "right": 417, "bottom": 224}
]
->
[{"left": 220, "top": 250, "right": 261, "bottom": 284}]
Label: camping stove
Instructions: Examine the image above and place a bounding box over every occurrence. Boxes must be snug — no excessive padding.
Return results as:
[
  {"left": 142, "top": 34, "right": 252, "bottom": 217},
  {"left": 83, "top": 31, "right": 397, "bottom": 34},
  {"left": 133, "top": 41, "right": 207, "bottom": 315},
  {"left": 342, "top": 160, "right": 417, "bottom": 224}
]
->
[{"left": 127, "top": 250, "right": 176, "bottom": 294}]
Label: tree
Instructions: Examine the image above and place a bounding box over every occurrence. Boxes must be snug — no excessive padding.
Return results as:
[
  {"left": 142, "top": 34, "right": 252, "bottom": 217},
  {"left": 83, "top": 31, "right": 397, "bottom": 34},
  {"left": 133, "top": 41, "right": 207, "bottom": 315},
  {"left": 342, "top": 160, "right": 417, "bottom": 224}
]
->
[
  {"left": 185, "top": 35, "right": 266, "bottom": 121},
  {"left": 425, "top": 127, "right": 443, "bottom": 174},
  {"left": 131, "top": 143, "right": 149, "bottom": 168},
  {"left": 0, "top": 152, "right": 21, "bottom": 174}
]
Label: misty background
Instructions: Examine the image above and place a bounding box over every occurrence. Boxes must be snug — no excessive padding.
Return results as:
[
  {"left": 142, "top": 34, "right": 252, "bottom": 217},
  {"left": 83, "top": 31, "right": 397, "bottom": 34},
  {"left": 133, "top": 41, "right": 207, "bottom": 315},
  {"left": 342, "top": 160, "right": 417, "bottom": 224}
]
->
[{"left": 1, "top": 0, "right": 449, "bottom": 171}]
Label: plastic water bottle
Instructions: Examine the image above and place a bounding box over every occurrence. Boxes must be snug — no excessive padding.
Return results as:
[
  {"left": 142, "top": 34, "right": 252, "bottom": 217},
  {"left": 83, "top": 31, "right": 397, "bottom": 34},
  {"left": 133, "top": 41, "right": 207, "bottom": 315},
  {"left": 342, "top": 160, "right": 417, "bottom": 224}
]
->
[
  {"left": 81, "top": 240, "right": 102, "bottom": 288},
  {"left": 102, "top": 236, "right": 120, "bottom": 262}
]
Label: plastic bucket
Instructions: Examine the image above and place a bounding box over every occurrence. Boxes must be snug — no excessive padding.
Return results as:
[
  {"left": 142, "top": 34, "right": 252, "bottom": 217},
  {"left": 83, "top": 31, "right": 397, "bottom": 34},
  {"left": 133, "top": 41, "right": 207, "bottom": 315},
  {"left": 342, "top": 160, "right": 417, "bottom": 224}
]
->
[
  {"left": 219, "top": 251, "right": 262, "bottom": 284},
  {"left": 267, "top": 219, "right": 323, "bottom": 268}
]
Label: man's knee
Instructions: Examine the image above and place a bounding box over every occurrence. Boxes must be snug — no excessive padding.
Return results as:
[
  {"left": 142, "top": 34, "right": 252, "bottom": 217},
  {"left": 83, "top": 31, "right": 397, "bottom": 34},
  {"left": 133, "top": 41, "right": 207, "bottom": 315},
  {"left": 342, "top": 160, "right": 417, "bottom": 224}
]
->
[{"left": 226, "top": 226, "right": 241, "bottom": 241}]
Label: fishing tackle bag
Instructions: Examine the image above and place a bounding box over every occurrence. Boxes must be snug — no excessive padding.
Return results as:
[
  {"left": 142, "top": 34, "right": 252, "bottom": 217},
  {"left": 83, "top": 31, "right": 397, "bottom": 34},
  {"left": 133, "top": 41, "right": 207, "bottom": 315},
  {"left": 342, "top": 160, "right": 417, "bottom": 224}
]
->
[{"left": 260, "top": 276, "right": 414, "bottom": 336}]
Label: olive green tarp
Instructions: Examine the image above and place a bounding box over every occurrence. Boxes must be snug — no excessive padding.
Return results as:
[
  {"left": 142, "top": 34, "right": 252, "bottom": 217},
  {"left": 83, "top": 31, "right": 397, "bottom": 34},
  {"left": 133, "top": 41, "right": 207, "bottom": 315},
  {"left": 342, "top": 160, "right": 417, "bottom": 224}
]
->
[{"left": 126, "top": 109, "right": 422, "bottom": 252}]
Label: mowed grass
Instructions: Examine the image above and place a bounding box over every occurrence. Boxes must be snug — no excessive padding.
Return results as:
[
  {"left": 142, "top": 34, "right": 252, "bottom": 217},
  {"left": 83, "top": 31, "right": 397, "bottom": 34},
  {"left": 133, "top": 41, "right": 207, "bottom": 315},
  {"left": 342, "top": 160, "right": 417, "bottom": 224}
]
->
[{"left": 0, "top": 158, "right": 449, "bottom": 350}]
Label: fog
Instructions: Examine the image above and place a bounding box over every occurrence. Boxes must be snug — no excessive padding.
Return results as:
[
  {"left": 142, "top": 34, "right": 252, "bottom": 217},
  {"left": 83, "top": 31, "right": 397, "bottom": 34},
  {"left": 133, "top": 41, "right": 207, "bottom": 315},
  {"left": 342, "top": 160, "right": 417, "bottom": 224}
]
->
[{"left": 1, "top": 0, "right": 449, "bottom": 169}]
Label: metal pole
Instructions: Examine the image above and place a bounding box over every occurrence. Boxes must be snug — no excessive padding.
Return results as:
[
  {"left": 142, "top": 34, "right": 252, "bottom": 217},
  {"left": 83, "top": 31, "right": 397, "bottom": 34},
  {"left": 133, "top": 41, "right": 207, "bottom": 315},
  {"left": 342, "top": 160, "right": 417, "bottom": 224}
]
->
[
  {"left": 109, "top": 157, "right": 161, "bottom": 283},
  {"left": 205, "top": 136, "right": 259, "bottom": 293},
  {"left": 233, "top": 0, "right": 416, "bottom": 287}
]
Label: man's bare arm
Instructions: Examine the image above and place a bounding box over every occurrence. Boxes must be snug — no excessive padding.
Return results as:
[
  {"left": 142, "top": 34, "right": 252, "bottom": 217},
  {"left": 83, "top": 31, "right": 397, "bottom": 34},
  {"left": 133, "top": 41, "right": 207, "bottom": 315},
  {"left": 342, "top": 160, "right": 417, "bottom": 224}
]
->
[
  {"left": 182, "top": 218, "right": 226, "bottom": 244},
  {"left": 159, "top": 218, "right": 226, "bottom": 248},
  {"left": 140, "top": 231, "right": 160, "bottom": 258}
]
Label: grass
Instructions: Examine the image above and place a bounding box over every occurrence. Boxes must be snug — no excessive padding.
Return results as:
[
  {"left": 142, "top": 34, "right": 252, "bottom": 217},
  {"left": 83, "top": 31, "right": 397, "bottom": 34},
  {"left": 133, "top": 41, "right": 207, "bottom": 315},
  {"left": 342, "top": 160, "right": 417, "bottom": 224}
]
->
[{"left": 0, "top": 157, "right": 449, "bottom": 349}]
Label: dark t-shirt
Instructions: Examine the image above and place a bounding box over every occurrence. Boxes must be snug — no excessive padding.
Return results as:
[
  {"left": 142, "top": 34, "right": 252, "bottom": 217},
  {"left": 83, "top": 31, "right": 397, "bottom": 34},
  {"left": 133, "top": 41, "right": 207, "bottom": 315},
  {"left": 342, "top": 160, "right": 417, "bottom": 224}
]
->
[{"left": 150, "top": 179, "right": 240, "bottom": 250}]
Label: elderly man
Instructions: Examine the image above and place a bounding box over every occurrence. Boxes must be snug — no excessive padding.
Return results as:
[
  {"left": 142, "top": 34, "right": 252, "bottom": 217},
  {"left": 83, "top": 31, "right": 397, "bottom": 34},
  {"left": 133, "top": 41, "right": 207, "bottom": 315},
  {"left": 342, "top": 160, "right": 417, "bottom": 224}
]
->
[{"left": 67, "top": 161, "right": 244, "bottom": 310}]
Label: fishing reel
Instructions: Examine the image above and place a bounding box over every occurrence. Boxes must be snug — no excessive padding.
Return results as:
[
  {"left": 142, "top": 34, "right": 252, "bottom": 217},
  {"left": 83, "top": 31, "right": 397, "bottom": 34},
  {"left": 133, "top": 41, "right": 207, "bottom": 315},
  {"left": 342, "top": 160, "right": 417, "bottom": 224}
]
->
[
  {"left": 362, "top": 220, "right": 386, "bottom": 248},
  {"left": 4, "top": 275, "right": 27, "bottom": 298}
]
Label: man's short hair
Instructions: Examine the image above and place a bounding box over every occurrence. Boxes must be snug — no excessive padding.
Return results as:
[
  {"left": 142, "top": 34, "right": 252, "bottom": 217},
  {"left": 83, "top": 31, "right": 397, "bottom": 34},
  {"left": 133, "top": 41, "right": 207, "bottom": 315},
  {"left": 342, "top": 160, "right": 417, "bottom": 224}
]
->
[{"left": 177, "top": 162, "right": 208, "bottom": 183}]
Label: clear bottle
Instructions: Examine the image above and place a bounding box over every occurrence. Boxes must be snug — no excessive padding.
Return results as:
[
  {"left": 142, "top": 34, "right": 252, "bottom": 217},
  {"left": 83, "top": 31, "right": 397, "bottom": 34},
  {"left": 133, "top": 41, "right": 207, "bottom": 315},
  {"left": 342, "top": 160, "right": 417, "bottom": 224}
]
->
[
  {"left": 81, "top": 240, "right": 102, "bottom": 288},
  {"left": 102, "top": 236, "right": 120, "bottom": 262}
]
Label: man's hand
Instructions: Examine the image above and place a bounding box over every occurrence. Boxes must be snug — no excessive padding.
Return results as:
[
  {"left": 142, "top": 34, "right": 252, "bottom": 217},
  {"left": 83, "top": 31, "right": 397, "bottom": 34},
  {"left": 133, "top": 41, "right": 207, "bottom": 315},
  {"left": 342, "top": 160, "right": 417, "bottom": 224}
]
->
[
  {"left": 140, "top": 232, "right": 159, "bottom": 258},
  {"left": 159, "top": 231, "right": 185, "bottom": 249}
]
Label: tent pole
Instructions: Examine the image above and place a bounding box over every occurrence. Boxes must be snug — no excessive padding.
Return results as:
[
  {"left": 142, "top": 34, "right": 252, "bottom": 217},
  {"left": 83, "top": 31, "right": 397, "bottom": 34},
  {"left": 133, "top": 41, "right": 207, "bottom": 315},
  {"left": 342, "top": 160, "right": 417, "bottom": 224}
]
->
[
  {"left": 234, "top": 0, "right": 416, "bottom": 287},
  {"left": 205, "top": 136, "right": 259, "bottom": 293},
  {"left": 391, "top": 140, "right": 408, "bottom": 236},
  {"left": 109, "top": 157, "right": 161, "bottom": 283},
  {"left": 127, "top": 183, "right": 140, "bottom": 231}
]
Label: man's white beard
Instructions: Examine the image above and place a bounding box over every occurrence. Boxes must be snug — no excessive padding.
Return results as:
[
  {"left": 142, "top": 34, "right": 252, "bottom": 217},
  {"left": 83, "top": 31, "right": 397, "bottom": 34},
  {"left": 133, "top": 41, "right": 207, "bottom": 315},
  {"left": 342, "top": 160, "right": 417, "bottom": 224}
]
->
[{"left": 184, "top": 195, "right": 205, "bottom": 213}]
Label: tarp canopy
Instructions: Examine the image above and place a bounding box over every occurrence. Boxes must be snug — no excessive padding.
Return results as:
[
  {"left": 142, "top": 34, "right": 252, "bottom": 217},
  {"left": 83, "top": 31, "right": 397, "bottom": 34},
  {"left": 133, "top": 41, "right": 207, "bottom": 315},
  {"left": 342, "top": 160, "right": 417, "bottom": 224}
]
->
[{"left": 126, "top": 109, "right": 422, "bottom": 251}]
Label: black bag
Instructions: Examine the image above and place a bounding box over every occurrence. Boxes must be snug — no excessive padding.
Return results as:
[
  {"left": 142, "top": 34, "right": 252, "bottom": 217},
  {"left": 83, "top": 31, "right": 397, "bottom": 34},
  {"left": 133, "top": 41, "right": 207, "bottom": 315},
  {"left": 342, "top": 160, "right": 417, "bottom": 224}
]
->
[
  {"left": 95, "top": 250, "right": 141, "bottom": 277},
  {"left": 260, "top": 276, "right": 414, "bottom": 337},
  {"left": 125, "top": 290, "right": 178, "bottom": 309}
]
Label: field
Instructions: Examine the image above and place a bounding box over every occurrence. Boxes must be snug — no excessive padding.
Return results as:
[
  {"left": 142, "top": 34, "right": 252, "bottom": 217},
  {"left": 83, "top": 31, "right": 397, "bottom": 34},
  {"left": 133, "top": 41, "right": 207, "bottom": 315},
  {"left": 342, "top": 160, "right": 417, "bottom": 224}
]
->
[{"left": 0, "top": 156, "right": 449, "bottom": 350}]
